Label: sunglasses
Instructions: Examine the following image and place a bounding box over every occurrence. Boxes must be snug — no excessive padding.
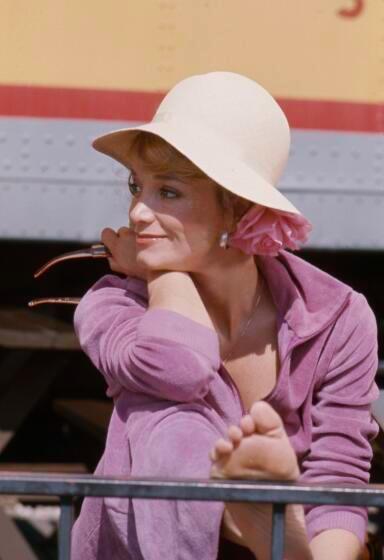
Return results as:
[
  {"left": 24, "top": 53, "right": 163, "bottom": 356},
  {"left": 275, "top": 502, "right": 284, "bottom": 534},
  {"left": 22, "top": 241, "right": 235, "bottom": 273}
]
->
[{"left": 28, "top": 243, "right": 110, "bottom": 307}]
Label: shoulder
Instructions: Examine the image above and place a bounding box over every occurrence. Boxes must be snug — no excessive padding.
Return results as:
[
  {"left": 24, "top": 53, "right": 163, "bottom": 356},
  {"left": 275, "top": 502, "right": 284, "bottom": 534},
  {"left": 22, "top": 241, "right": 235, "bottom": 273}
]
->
[
  {"left": 259, "top": 251, "right": 359, "bottom": 337},
  {"left": 87, "top": 274, "right": 148, "bottom": 305},
  {"left": 282, "top": 251, "right": 376, "bottom": 321},
  {"left": 277, "top": 251, "right": 352, "bottom": 294},
  {"left": 75, "top": 274, "right": 148, "bottom": 328},
  {"left": 288, "top": 251, "right": 377, "bottom": 335},
  {"left": 332, "top": 291, "right": 377, "bottom": 349}
]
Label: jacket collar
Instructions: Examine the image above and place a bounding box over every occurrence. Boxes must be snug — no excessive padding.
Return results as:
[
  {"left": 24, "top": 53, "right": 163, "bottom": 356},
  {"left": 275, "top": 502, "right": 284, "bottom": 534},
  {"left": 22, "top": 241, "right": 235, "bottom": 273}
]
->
[{"left": 258, "top": 251, "right": 352, "bottom": 339}]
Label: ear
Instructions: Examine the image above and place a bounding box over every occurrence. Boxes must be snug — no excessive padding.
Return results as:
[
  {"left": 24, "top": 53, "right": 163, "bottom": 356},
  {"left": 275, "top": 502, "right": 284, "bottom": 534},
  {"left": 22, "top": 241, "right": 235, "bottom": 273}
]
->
[
  {"left": 231, "top": 199, "right": 253, "bottom": 231},
  {"left": 218, "top": 187, "right": 253, "bottom": 231}
]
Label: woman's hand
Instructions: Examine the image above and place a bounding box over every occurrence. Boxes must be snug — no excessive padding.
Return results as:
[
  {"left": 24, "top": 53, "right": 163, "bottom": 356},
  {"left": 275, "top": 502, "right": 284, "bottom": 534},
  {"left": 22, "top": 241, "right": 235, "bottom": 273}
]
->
[{"left": 101, "top": 227, "right": 148, "bottom": 280}]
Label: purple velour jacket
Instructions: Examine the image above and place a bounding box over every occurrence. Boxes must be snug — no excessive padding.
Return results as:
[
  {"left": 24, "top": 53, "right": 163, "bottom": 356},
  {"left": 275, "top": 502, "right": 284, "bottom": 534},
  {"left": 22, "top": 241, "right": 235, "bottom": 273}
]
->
[{"left": 71, "top": 251, "right": 379, "bottom": 560}]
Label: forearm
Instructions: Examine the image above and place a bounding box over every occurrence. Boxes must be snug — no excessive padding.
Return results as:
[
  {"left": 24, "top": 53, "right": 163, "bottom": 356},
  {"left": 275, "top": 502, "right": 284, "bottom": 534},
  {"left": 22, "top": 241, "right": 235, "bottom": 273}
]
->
[
  {"left": 147, "top": 270, "right": 215, "bottom": 331},
  {"left": 228, "top": 505, "right": 362, "bottom": 560},
  {"left": 310, "top": 528, "right": 363, "bottom": 560},
  {"left": 75, "top": 274, "right": 219, "bottom": 401}
]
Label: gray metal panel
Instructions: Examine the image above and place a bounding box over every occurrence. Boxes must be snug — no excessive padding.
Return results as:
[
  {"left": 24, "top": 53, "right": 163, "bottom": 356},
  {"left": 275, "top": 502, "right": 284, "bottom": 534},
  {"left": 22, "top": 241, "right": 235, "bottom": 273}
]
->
[
  {"left": 286, "top": 190, "right": 384, "bottom": 249},
  {"left": 0, "top": 117, "right": 383, "bottom": 248},
  {"left": 284, "top": 130, "right": 384, "bottom": 194},
  {"left": 282, "top": 130, "right": 384, "bottom": 249},
  {"left": 0, "top": 177, "right": 130, "bottom": 241},
  {"left": 0, "top": 117, "right": 133, "bottom": 241},
  {"left": 0, "top": 117, "right": 135, "bottom": 182}
]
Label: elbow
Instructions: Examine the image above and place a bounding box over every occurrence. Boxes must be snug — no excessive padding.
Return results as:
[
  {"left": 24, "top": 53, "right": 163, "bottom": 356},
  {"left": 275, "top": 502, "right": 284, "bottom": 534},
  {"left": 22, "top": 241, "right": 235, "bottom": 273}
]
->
[{"left": 117, "top": 342, "right": 216, "bottom": 402}]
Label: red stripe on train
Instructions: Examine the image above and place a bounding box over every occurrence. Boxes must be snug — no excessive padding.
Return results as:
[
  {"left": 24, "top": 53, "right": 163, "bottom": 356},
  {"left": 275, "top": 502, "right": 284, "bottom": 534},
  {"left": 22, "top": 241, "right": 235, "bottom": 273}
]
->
[
  {"left": 0, "top": 85, "right": 164, "bottom": 122},
  {"left": 0, "top": 84, "right": 382, "bottom": 133}
]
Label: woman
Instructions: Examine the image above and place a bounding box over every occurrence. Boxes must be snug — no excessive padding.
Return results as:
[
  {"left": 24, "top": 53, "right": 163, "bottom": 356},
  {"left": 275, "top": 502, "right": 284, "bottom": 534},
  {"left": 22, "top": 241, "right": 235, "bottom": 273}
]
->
[{"left": 71, "top": 72, "right": 378, "bottom": 560}]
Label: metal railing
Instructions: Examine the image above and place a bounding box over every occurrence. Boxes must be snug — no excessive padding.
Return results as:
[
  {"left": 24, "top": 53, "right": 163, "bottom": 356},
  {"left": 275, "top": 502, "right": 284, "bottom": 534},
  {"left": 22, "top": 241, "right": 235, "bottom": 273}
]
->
[{"left": 1, "top": 472, "right": 384, "bottom": 560}]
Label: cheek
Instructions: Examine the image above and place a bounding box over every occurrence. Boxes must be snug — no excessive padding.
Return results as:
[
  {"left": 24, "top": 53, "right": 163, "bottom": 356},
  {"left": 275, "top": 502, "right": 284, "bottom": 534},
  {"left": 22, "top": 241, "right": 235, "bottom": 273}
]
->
[
  {"left": 158, "top": 201, "right": 225, "bottom": 251},
  {"left": 184, "top": 204, "right": 225, "bottom": 243},
  {"left": 173, "top": 213, "right": 220, "bottom": 245},
  {"left": 185, "top": 224, "right": 221, "bottom": 246}
]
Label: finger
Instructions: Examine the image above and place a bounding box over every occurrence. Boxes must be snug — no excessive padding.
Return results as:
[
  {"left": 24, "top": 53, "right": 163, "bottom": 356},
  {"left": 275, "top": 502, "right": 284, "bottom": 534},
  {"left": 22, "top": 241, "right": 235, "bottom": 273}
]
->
[
  {"left": 101, "top": 228, "right": 118, "bottom": 252},
  {"left": 108, "top": 259, "right": 124, "bottom": 274},
  {"left": 117, "top": 226, "right": 133, "bottom": 237},
  {"left": 101, "top": 227, "right": 117, "bottom": 238},
  {"left": 101, "top": 227, "right": 117, "bottom": 243}
]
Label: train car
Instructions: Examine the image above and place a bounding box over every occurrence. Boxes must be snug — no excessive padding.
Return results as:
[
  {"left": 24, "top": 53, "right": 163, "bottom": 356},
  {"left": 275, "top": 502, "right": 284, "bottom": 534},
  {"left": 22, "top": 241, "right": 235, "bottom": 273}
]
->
[
  {"left": 0, "top": 0, "right": 383, "bottom": 248},
  {"left": 0, "top": 4, "right": 383, "bottom": 557}
]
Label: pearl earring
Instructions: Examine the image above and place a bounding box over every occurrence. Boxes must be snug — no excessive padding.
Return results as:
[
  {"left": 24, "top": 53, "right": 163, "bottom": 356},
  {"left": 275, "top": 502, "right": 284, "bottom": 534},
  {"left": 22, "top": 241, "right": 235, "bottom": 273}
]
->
[{"left": 219, "top": 231, "right": 229, "bottom": 249}]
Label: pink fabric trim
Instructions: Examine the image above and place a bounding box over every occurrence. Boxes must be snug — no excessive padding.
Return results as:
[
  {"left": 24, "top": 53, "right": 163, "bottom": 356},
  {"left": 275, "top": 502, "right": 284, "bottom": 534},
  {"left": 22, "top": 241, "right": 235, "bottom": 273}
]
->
[{"left": 229, "top": 205, "right": 312, "bottom": 256}]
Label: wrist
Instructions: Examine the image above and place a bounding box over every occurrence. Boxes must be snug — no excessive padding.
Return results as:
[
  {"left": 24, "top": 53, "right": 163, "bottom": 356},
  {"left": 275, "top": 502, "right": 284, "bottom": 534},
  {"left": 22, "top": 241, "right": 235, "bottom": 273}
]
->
[
  {"left": 147, "top": 270, "right": 196, "bottom": 296},
  {"left": 147, "top": 271, "right": 215, "bottom": 331}
]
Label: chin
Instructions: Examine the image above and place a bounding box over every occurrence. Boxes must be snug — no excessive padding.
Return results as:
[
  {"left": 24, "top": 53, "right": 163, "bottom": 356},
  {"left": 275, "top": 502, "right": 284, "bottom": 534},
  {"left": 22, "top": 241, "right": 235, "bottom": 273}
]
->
[
  {"left": 137, "top": 252, "right": 176, "bottom": 270},
  {"left": 137, "top": 252, "right": 191, "bottom": 272}
]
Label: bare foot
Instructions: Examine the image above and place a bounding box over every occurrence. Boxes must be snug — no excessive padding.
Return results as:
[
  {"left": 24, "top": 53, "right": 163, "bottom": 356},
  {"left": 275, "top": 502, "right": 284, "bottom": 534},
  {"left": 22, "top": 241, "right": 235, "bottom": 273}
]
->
[
  {"left": 210, "top": 400, "right": 299, "bottom": 481},
  {"left": 210, "top": 401, "right": 308, "bottom": 560}
]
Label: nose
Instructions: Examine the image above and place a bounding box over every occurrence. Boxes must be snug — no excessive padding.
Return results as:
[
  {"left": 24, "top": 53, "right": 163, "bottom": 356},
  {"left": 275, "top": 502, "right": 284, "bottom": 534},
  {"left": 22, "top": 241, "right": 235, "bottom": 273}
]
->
[{"left": 129, "top": 200, "right": 156, "bottom": 227}]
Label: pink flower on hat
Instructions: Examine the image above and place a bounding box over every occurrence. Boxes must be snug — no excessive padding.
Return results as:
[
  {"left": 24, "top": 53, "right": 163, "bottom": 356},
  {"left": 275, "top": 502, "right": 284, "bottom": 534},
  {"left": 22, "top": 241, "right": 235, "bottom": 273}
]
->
[{"left": 228, "top": 205, "right": 312, "bottom": 256}]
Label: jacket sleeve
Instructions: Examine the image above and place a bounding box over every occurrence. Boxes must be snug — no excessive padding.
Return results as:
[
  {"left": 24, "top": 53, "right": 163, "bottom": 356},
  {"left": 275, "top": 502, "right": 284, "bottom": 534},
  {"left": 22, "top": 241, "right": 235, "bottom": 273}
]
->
[
  {"left": 74, "top": 274, "right": 221, "bottom": 402},
  {"left": 300, "top": 292, "right": 379, "bottom": 544}
]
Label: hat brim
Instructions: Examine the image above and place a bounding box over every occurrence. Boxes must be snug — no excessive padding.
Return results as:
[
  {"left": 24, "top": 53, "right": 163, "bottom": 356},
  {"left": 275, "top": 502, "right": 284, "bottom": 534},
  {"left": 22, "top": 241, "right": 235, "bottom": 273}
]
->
[{"left": 93, "top": 121, "right": 300, "bottom": 215}]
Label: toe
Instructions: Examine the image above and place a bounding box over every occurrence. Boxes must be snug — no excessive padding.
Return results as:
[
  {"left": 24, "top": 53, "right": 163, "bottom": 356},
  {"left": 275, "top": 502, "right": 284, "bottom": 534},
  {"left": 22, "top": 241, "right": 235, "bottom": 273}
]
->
[
  {"left": 249, "top": 401, "right": 285, "bottom": 436},
  {"left": 239, "top": 414, "right": 256, "bottom": 435},
  {"left": 215, "top": 437, "right": 234, "bottom": 456},
  {"left": 209, "top": 448, "right": 218, "bottom": 462},
  {"left": 227, "top": 425, "right": 243, "bottom": 444}
]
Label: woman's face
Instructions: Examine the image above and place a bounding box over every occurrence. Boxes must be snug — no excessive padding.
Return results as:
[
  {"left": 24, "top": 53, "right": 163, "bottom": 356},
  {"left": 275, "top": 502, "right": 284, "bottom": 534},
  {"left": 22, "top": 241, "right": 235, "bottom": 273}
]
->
[{"left": 127, "top": 156, "right": 232, "bottom": 272}]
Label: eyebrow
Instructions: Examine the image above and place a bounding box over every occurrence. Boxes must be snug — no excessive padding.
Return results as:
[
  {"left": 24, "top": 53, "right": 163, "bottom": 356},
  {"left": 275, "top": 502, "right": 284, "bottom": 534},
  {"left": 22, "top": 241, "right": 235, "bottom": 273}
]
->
[
  {"left": 154, "top": 173, "right": 187, "bottom": 182},
  {"left": 130, "top": 167, "right": 187, "bottom": 183}
]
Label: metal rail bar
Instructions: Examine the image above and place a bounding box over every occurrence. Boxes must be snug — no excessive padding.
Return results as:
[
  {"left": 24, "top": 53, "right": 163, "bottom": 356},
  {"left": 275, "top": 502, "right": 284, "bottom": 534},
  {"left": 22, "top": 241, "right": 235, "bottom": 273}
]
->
[
  {"left": 59, "top": 497, "right": 74, "bottom": 560},
  {"left": 2, "top": 473, "right": 384, "bottom": 559},
  {"left": 1, "top": 474, "right": 384, "bottom": 507},
  {"left": 271, "top": 503, "right": 285, "bottom": 560}
]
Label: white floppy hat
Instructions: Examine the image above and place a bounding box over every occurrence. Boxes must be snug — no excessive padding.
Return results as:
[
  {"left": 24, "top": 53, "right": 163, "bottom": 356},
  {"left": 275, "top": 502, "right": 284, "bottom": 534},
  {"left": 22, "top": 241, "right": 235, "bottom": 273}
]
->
[{"left": 93, "top": 71, "right": 299, "bottom": 215}]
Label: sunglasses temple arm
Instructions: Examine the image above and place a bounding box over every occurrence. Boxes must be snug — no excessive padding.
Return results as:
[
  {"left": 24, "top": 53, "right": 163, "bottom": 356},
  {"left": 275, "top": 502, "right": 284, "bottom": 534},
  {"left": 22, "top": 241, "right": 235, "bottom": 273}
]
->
[
  {"left": 29, "top": 244, "right": 111, "bottom": 307},
  {"left": 33, "top": 243, "right": 110, "bottom": 278},
  {"left": 28, "top": 297, "right": 81, "bottom": 307}
]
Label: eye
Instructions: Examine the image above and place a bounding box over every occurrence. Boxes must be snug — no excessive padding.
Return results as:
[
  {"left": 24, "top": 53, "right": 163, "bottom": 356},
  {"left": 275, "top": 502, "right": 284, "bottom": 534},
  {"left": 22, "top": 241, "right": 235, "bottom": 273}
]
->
[
  {"left": 128, "top": 174, "right": 180, "bottom": 200},
  {"left": 128, "top": 175, "right": 141, "bottom": 196},
  {"left": 160, "top": 188, "right": 179, "bottom": 199}
]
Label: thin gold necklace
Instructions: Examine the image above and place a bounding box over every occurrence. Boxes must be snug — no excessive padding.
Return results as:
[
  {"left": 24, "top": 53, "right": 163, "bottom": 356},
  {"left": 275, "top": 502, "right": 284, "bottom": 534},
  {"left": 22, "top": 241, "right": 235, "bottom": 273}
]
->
[{"left": 221, "top": 274, "right": 264, "bottom": 366}]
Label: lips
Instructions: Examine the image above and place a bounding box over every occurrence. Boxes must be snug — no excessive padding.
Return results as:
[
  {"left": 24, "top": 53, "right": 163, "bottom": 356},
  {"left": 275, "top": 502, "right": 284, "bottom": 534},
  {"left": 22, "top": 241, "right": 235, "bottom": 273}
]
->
[
  {"left": 135, "top": 234, "right": 167, "bottom": 245},
  {"left": 136, "top": 234, "right": 166, "bottom": 239}
]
